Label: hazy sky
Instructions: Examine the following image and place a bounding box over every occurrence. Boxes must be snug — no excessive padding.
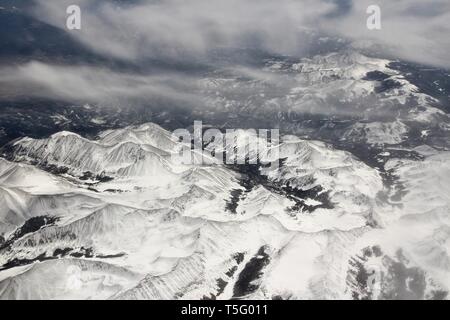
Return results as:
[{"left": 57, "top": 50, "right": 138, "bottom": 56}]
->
[
  {"left": 1, "top": 0, "right": 449, "bottom": 106},
  {"left": 26, "top": 0, "right": 450, "bottom": 68}
]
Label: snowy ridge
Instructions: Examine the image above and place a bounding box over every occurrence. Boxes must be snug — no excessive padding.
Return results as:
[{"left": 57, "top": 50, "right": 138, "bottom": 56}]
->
[
  {"left": 1, "top": 120, "right": 449, "bottom": 300},
  {"left": 201, "top": 51, "right": 449, "bottom": 146},
  {"left": 0, "top": 122, "right": 388, "bottom": 299}
]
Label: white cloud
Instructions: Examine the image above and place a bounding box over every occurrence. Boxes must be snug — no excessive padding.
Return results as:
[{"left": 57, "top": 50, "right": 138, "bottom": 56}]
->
[
  {"left": 30, "top": 0, "right": 334, "bottom": 60},
  {"left": 0, "top": 61, "right": 202, "bottom": 104},
  {"left": 326, "top": 0, "right": 450, "bottom": 68},
  {"left": 28, "top": 0, "right": 450, "bottom": 68}
]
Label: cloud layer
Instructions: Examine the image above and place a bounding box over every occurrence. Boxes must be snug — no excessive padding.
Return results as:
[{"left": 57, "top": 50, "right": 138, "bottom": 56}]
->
[
  {"left": 27, "top": 0, "right": 450, "bottom": 68},
  {"left": 0, "top": 61, "right": 202, "bottom": 106},
  {"left": 30, "top": 0, "right": 334, "bottom": 61},
  {"left": 327, "top": 0, "right": 450, "bottom": 68},
  {"left": 1, "top": 0, "right": 449, "bottom": 110}
]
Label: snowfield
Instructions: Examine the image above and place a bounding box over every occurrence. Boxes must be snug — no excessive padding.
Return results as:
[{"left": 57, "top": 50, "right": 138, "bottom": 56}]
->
[
  {"left": 0, "top": 51, "right": 449, "bottom": 300},
  {"left": 0, "top": 122, "right": 387, "bottom": 299}
]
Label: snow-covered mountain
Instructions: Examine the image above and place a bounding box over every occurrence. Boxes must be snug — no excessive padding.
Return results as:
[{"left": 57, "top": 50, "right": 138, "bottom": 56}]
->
[
  {"left": 1, "top": 0, "right": 450, "bottom": 301},
  {"left": 0, "top": 46, "right": 449, "bottom": 300},
  {"left": 200, "top": 51, "right": 449, "bottom": 150},
  {"left": 0, "top": 122, "right": 387, "bottom": 299},
  {"left": 0, "top": 111, "right": 449, "bottom": 300}
]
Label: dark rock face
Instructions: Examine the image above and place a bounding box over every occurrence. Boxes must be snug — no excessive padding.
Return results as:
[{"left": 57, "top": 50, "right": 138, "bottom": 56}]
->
[
  {"left": 226, "top": 162, "right": 333, "bottom": 215},
  {"left": 233, "top": 246, "right": 271, "bottom": 298},
  {"left": 1, "top": 216, "right": 59, "bottom": 250}
]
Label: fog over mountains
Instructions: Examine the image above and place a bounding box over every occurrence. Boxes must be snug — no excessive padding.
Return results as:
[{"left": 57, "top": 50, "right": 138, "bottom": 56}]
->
[{"left": 0, "top": 0, "right": 449, "bottom": 300}]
